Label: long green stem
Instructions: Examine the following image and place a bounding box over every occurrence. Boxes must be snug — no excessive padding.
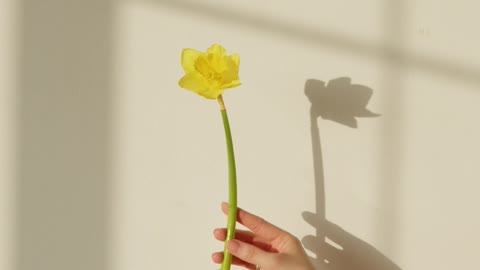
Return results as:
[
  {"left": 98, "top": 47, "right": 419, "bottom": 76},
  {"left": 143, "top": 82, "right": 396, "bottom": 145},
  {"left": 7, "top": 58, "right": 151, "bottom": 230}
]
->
[{"left": 218, "top": 95, "right": 237, "bottom": 270}]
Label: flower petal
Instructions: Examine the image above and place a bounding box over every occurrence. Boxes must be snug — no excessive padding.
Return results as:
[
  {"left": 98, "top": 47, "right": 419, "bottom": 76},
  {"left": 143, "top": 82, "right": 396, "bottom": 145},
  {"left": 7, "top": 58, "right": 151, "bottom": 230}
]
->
[
  {"left": 201, "top": 87, "right": 225, "bottom": 99},
  {"left": 178, "top": 72, "right": 208, "bottom": 92},
  {"left": 222, "top": 80, "right": 242, "bottom": 89},
  {"left": 178, "top": 72, "right": 224, "bottom": 99},
  {"left": 221, "top": 55, "right": 241, "bottom": 88},
  {"left": 181, "top": 48, "right": 202, "bottom": 72},
  {"left": 230, "top": 53, "right": 240, "bottom": 68},
  {"left": 207, "top": 44, "right": 227, "bottom": 57}
]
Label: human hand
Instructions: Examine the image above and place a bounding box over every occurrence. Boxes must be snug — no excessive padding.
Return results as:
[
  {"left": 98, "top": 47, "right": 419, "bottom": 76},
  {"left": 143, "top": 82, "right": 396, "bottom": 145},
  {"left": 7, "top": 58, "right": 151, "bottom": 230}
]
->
[{"left": 212, "top": 202, "right": 315, "bottom": 270}]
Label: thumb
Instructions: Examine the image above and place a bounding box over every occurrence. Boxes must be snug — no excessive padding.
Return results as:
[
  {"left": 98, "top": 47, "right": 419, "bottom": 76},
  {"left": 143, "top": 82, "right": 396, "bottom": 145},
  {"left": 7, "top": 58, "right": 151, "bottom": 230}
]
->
[{"left": 226, "top": 240, "right": 277, "bottom": 268}]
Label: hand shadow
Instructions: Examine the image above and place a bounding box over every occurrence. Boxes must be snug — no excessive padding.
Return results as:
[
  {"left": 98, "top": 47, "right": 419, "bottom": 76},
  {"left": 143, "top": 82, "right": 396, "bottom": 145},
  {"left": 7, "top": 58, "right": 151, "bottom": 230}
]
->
[
  {"left": 303, "top": 78, "right": 400, "bottom": 270},
  {"left": 302, "top": 214, "right": 401, "bottom": 270}
]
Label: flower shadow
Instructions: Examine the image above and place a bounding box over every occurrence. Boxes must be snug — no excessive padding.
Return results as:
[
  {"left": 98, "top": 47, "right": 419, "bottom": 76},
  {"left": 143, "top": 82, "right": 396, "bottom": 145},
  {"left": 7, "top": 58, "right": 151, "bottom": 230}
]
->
[
  {"left": 303, "top": 77, "right": 400, "bottom": 270},
  {"left": 305, "top": 77, "right": 380, "bottom": 128}
]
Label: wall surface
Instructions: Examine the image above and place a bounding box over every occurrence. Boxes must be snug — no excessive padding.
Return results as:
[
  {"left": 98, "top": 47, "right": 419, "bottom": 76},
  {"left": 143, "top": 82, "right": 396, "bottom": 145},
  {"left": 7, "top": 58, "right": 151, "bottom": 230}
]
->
[
  {"left": 1, "top": 1, "right": 479, "bottom": 270},
  {"left": 0, "top": 0, "right": 16, "bottom": 269}
]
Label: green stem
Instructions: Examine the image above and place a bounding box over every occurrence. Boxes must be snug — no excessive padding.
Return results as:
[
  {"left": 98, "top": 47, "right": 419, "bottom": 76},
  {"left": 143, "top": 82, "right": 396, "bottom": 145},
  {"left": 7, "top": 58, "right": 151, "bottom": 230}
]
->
[{"left": 218, "top": 95, "right": 237, "bottom": 270}]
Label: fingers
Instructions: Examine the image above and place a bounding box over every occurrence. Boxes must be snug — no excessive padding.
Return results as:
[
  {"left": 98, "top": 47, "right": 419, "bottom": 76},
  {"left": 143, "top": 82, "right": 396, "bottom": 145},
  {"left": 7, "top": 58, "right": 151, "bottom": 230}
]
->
[
  {"left": 226, "top": 239, "right": 278, "bottom": 268},
  {"left": 214, "top": 228, "right": 255, "bottom": 242},
  {"left": 214, "top": 228, "right": 275, "bottom": 252},
  {"left": 211, "top": 251, "right": 257, "bottom": 270},
  {"left": 221, "top": 202, "right": 289, "bottom": 242}
]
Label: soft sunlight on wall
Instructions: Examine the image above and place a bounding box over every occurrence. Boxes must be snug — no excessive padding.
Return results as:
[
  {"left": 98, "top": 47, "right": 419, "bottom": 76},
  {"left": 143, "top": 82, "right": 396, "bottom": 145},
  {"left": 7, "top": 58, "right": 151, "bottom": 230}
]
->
[
  {"left": 112, "top": 1, "right": 480, "bottom": 270},
  {"left": 2, "top": 1, "right": 479, "bottom": 270}
]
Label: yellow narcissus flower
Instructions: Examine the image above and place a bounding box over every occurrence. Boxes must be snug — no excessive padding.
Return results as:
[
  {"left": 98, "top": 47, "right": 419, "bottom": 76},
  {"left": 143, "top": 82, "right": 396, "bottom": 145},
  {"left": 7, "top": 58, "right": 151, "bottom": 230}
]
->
[
  {"left": 178, "top": 43, "right": 241, "bottom": 270},
  {"left": 178, "top": 44, "right": 241, "bottom": 99}
]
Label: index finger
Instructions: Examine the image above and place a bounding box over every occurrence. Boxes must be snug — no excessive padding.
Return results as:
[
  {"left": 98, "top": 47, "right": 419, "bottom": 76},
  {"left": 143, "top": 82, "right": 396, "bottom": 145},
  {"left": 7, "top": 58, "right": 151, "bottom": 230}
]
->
[{"left": 221, "top": 202, "right": 290, "bottom": 243}]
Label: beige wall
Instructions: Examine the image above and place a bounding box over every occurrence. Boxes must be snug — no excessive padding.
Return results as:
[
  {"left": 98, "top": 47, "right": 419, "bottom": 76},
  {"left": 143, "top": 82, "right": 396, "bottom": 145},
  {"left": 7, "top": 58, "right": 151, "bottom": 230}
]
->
[
  {"left": 0, "top": 0, "right": 17, "bottom": 269},
  {"left": 2, "top": 1, "right": 479, "bottom": 270}
]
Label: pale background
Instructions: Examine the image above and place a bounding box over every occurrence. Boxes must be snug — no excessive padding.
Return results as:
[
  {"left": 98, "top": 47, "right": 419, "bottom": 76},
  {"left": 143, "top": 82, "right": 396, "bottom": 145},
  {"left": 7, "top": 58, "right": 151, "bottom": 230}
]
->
[{"left": 1, "top": 0, "right": 479, "bottom": 270}]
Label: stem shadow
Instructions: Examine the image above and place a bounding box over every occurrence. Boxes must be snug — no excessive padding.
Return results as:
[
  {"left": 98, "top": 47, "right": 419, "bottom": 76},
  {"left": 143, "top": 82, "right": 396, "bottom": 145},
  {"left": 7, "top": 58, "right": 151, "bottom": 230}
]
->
[{"left": 303, "top": 78, "right": 400, "bottom": 270}]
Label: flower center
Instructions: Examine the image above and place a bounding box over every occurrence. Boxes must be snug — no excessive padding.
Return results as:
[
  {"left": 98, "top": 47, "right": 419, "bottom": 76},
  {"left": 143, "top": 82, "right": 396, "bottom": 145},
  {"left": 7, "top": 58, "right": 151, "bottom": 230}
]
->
[{"left": 194, "top": 55, "right": 225, "bottom": 81}]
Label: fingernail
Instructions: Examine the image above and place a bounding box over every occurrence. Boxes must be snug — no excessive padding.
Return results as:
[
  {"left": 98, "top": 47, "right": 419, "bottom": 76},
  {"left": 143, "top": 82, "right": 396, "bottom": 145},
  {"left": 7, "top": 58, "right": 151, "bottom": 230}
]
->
[{"left": 226, "top": 240, "right": 240, "bottom": 253}]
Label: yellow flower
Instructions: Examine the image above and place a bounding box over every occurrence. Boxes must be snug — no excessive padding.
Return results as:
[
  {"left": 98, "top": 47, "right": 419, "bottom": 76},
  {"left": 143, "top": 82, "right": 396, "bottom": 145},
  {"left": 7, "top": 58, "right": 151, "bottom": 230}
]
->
[{"left": 178, "top": 44, "right": 241, "bottom": 99}]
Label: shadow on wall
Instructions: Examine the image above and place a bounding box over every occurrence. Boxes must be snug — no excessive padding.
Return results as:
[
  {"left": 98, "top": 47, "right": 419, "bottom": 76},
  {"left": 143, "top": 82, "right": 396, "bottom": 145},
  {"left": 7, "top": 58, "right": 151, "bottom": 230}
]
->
[
  {"left": 303, "top": 78, "right": 401, "bottom": 270},
  {"left": 15, "top": 1, "right": 114, "bottom": 270}
]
